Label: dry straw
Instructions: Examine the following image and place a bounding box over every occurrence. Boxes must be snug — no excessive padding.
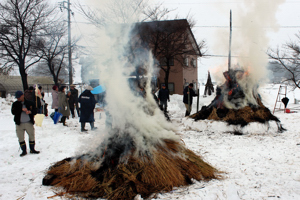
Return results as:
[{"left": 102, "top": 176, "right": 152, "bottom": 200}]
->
[{"left": 43, "top": 139, "right": 218, "bottom": 199}]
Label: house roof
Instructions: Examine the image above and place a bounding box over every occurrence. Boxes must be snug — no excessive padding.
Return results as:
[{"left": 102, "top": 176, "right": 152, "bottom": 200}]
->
[{"left": 136, "top": 19, "right": 201, "bottom": 56}]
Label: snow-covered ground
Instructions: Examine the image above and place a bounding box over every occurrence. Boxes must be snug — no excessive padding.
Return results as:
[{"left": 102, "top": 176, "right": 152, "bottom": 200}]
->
[{"left": 0, "top": 84, "right": 300, "bottom": 200}]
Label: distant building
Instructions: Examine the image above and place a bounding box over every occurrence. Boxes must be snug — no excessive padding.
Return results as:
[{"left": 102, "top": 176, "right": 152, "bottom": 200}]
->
[
  {"left": 0, "top": 76, "right": 54, "bottom": 98},
  {"left": 134, "top": 19, "right": 202, "bottom": 95}
]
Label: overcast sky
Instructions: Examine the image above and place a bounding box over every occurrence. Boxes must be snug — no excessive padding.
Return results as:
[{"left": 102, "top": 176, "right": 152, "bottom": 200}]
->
[{"left": 50, "top": 0, "right": 300, "bottom": 83}]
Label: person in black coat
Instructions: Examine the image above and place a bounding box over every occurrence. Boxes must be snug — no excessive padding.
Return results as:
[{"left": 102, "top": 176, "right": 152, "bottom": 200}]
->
[
  {"left": 11, "top": 91, "right": 40, "bottom": 157},
  {"left": 70, "top": 84, "right": 80, "bottom": 117},
  {"left": 183, "top": 83, "right": 197, "bottom": 116},
  {"left": 78, "top": 86, "right": 97, "bottom": 132},
  {"left": 67, "top": 90, "right": 75, "bottom": 118},
  {"left": 158, "top": 84, "right": 170, "bottom": 112}
]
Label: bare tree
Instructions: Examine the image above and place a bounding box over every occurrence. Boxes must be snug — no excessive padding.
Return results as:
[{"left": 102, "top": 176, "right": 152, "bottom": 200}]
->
[
  {"left": 268, "top": 32, "right": 300, "bottom": 89},
  {"left": 29, "top": 22, "right": 79, "bottom": 86},
  {"left": 133, "top": 19, "right": 203, "bottom": 88},
  {"left": 0, "top": 0, "right": 55, "bottom": 90},
  {"left": 141, "top": 2, "right": 174, "bottom": 22},
  {"left": 29, "top": 59, "right": 69, "bottom": 84}
]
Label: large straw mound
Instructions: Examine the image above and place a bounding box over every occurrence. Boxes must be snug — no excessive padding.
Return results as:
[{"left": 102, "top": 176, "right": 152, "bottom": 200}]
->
[
  {"left": 43, "top": 139, "right": 218, "bottom": 200},
  {"left": 191, "top": 103, "right": 281, "bottom": 127}
]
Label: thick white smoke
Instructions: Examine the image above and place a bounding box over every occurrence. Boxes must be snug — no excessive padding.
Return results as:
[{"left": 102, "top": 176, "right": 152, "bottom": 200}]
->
[
  {"left": 213, "top": 0, "right": 285, "bottom": 109},
  {"left": 78, "top": 0, "right": 179, "bottom": 158}
]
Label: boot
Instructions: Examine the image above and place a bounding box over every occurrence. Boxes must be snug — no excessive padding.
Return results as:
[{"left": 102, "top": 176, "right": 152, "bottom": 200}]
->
[
  {"left": 29, "top": 141, "right": 40, "bottom": 154},
  {"left": 187, "top": 111, "right": 190, "bottom": 116},
  {"left": 81, "top": 122, "right": 88, "bottom": 132},
  {"left": 185, "top": 110, "right": 189, "bottom": 117},
  {"left": 19, "top": 141, "right": 27, "bottom": 157},
  {"left": 61, "top": 117, "right": 67, "bottom": 126},
  {"left": 90, "top": 122, "right": 97, "bottom": 130}
]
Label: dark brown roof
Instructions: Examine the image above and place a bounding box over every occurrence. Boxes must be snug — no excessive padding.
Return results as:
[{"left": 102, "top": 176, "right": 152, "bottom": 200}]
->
[{"left": 135, "top": 19, "right": 201, "bottom": 56}]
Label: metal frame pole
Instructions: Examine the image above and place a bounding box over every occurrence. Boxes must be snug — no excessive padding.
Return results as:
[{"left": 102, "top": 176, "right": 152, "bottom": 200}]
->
[
  {"left": 67, "top": 0, "right": 72, "bottom": 85},
  {"left": 228, "top": 10, "right": 232, "bottom": 71}
]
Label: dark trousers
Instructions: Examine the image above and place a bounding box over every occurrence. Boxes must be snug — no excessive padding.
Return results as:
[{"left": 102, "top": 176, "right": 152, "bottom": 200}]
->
[
  {"left": 70, "top": 106, "right": 75, "bottom": 117},
  {"left": 61, "top": 116, "right": 66, "bottom": 124},
  {"left": 75, "top": 101, "right": 80, "bottom": 116},
  {"left": 159, "top": 100, "right": 168, "bottom": 112}
]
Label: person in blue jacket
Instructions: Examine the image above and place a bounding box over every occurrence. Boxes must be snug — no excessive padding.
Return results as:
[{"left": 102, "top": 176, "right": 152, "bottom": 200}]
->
[{"left": 78, "top": 86, "right": 97, "bottom": 132}]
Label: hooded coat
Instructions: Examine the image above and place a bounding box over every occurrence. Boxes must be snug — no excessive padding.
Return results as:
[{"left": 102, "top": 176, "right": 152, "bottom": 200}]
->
[
  {"left": 58, "top": 91, "right": 70, "bottom": 117},
  {"left": 78, "top": 90, "right": 96, "bottom": 122}
]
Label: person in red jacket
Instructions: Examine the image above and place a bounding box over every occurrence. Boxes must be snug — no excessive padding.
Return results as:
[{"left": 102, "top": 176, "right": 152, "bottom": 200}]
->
[{"left": 11, "top": 91, "right": 40, "bottom": 157}]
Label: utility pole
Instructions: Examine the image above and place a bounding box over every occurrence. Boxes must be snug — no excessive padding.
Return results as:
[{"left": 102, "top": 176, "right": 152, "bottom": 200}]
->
[
  {"left": 228, "top": 10, "right": 232, "bottom": 71},
  {"left": 60, "top": 0, "right": 73, "bottom": 85}
]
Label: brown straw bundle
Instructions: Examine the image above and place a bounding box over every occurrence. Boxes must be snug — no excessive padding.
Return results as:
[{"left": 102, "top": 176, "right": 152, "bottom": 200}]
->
[{"left": 43, "top": 139, "right": 218, "bottom": 200}]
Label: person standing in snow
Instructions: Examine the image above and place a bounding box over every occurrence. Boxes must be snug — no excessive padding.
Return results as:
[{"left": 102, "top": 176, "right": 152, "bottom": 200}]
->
[
  {"left": 58, "top": 86, "right": 70, "bottom": 126},
  {"left": 158, "top": 84, "right": 170, "bottom": 112},
  {"left": 37, "top": 86, "right": 44, "bottom": 114},
  {"left": 70, "top": 84, "right": 80, "bottom": 117},
  {"left": 183, "top": 83, "right": 197, "bottom": 116},
  {"left": 66, "top": 90, "right": 75, "bottom": 118},
  {"left": 11, "top": 91, "right": 40, "bottom": 157},
  {"left": 51, "top": 85, "right": 59, "bottom": 112},
  {"left": 78, "top": 86, "right": 97, "bottom": 132}
]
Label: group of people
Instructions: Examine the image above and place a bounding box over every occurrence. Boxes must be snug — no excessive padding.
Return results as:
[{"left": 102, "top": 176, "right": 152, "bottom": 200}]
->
[
  {"left": 11, "top": 82, "right": 197, "bottom": 157},
  {"left": 11, "top": 84, "right": 97, "bottom": 157},
  {"left": 51, "top": 84, "right": 97, "bottom": 131},
  {"left": 156, "top": 83, "right": 197, "bottom": 117}
]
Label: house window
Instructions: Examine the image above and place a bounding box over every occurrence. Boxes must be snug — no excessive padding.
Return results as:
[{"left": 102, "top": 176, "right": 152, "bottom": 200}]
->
[
  {"left": 159, "top": 57, "right": 174, "bottom": 66},
  {"left": 191, "top": 58, "right": 196, "bottom": 68},
  {"left": 168, "top": 83, "right": 174, "bottom": 93},
  {"left": 184, "top": 57, "right": 189, "bottom": 66}
]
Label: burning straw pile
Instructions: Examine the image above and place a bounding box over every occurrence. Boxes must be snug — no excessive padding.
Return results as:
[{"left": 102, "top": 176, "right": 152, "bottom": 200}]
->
[
  {"left": 43, "top": 135, "right": 217, "bottom": 199},
  {"left": 190, "top": 69, "right": 285, "bottom": 132}
]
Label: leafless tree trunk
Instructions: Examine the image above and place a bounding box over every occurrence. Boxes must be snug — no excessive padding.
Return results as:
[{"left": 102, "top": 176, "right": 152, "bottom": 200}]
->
[{"left": 0, "top": 0, "right": 55, "bottom": 90}]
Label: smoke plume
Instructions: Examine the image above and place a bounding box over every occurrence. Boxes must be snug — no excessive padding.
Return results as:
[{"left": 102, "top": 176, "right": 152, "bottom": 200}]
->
[
  {"left": 213, "top": 0, "right": 285, "bottom": 109},
  {"left": 79, "top": 0, "right": 179, "bottom": 158}
]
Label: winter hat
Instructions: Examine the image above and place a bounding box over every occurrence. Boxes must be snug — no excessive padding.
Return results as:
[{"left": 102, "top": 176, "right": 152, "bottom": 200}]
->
[
  {"left": 85, "top": 85, "right": 94, "bottom": 91},
  {"left": 15, "top": 91, "right": 23, "bottom": 98}
]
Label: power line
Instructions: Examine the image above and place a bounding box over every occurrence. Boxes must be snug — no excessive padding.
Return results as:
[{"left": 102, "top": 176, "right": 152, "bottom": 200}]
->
[
  {"left": 194, "top": 26, "right": 300, "bottom": 28},
  {"left": 72, "top": 21, "right": 300, "bottom": 29},
  {"left": 155, "top": 1, "right": 300, "bottom": 4}
]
